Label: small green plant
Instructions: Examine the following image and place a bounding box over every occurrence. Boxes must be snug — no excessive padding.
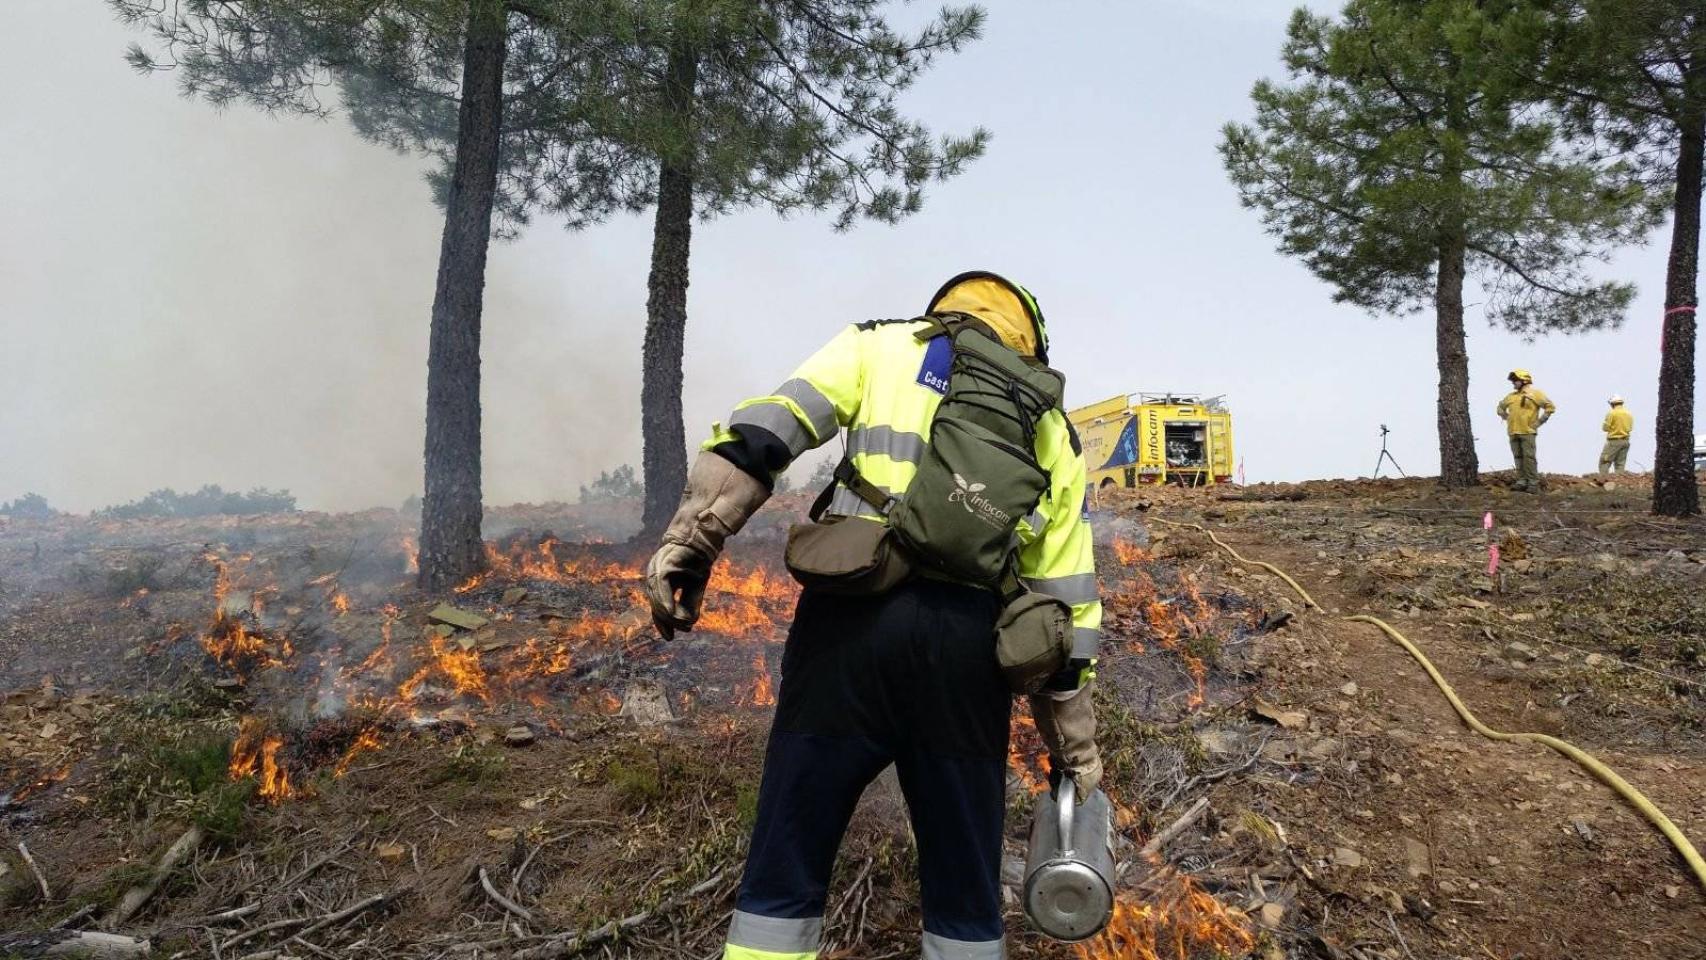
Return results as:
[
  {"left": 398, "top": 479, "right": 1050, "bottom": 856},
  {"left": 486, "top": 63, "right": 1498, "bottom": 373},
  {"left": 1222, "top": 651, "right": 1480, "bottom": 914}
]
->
[
  {"left": 430, "top": 743, "right": 509, "bottom": 785},
  {"left": 735, "top": 783, "right": 760, "bottom": 833},
  {"left": 606, "top": 757, "right": 663, "bottom": 809}
]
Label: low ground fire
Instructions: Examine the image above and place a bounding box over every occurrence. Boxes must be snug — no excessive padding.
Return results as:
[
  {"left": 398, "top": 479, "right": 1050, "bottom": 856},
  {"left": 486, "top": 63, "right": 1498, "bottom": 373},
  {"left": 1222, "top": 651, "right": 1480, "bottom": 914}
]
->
[{"left": 3, "top": 478, "right": 1702, "bottom": 958}]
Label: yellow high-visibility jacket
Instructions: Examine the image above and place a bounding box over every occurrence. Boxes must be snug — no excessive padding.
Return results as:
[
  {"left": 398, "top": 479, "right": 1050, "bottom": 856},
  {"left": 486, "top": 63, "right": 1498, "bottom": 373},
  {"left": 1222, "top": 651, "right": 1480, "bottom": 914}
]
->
[
  {"left": 705, "top": 317, "right": 1101, "bottom": 680},
  {"left": 1603, "top": 407, "right": 1634, "bottom": 439},
  {"left": 1497, "top": 386, "right": 1556, "bottom": 436}
]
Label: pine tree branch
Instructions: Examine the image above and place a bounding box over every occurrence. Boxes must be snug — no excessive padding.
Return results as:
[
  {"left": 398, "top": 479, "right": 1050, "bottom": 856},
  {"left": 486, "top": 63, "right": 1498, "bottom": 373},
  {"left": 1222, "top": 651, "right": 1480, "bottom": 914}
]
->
[{"left": 1466, "top": 241, "right": 1586, "bottom": 298}]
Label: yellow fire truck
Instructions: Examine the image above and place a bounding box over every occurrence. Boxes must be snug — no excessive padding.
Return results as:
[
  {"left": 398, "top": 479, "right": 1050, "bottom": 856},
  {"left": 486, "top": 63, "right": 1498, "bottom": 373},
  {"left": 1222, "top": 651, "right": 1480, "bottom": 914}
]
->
[{"left": 1069, "top": 393, "right": 1235, "bottom": 488}]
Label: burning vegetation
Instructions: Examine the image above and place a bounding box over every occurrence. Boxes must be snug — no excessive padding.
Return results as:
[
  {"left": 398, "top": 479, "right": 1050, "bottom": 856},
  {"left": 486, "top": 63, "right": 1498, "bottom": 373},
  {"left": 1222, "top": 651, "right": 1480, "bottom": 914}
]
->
[{"left": 0, "top": 498, "right": 1288, "bottom": 958}]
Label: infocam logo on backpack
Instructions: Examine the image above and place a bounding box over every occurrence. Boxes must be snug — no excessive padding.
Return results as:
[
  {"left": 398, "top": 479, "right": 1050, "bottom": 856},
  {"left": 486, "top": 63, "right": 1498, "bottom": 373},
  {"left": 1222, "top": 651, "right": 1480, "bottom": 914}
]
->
[{"left": 949, "top": 473, "right": 1012, "bottom": 529}]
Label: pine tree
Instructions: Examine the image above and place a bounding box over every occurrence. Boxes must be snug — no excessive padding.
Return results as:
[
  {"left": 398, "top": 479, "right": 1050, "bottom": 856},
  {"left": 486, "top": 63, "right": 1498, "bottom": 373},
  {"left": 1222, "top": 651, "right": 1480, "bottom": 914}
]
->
[
  {"left": 113, "top": 0, "right": 612, "bottom": 590},
  {"left": 1221, "top": 0, "right": 1658, "bottom": 487},
  {"left": 1544, "top": 0, "right": 1703, "bottom": 516},
  {"left": 471, "top": 1, "right": 989, "bottom": 536}
]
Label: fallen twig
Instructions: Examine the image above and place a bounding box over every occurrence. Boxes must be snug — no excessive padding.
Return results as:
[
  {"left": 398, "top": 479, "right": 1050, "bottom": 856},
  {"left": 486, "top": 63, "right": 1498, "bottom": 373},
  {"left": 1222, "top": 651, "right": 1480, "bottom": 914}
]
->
[
  {"left": 1139, "top": 797, "right": 1211, "bottom": 860},
  {"left": 220, "top": 891, "right": 390, "bottom": 955},
  {"left": 48, "top": 904, "right": 98, "bottom": 931},
  {"left": 17, "top": 841, "right": 51, "bottom": 901},
  {"left": 290, "top": 891, "right": 393, "bottom": 943},
  {"left": 0, "top": 931, "right": 151, "bottom": 959},
  {"left": 509, "top": 870, "right": 727, "bottom": 960},
  {"left": 106, "top": 824, "right": 205, "bottom": 929},
  {"left": 480, "top": 866, "right": 536, "bottom": 922}
]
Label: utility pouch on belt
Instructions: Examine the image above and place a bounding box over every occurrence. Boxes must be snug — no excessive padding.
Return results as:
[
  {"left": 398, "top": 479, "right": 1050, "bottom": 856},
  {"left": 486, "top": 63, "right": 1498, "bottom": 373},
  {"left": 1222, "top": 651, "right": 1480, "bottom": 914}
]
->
[
  {"left": 995, "top": 590, "right": 1074, "bottom": 694},
  {"left": 783, "top": 460, "right": 914, "bottom": 595},
  {"left": 783, "top": 516, "right": 913, "bottom": 595}
]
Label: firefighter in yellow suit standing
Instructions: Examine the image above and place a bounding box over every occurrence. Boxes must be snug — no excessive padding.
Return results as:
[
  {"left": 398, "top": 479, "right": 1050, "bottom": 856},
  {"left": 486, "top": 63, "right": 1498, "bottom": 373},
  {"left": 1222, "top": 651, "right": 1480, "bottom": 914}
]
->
[
  {"left": 1496, "top": 369, "right": 1556, "bottom": 492},
  {"left": 643, "top": 272, "right": 1101, "bottom": 960},
  {"left": 1599, "top": 395, "right": 1634, "bottom": 475}
]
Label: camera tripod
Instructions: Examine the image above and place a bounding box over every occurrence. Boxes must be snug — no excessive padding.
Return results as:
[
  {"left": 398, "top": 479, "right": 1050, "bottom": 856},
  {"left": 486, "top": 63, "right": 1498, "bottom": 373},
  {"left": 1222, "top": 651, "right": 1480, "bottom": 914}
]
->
[{"left": 1373, "top": 424, "right": 1406, "bottom": 479}]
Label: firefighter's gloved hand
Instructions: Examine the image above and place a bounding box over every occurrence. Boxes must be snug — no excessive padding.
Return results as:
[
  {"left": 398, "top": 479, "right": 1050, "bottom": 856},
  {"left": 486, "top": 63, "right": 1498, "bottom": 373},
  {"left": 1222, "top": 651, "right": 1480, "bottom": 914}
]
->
[
  {"left": 642, "top": 452, "right": 770, "bottom": 638},
  {"left": 645, "top": 542, "right": 712, "bottom": 638},
  {"left": 1031, "top": 686, "right": 1102, "bottom": 802}
]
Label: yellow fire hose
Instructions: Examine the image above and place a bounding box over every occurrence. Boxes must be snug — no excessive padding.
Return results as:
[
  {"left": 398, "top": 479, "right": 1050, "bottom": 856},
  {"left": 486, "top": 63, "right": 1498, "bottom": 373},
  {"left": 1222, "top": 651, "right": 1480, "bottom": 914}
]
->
[{"left": 1148, "top": 517, "right": 1706, "bottom": 893}]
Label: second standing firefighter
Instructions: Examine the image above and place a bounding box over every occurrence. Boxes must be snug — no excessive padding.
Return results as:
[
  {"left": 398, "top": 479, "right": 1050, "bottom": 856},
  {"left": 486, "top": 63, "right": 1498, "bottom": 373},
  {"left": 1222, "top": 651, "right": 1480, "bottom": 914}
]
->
[
  {"left": 1496, "top": 369, "right": 1555, "bottom": 492},
  {"left": 1600, "top": 395, "right": 1634, "bottom": 475},
  {"left": 644, "top": 272, "right": 1101, "bottom": 960}
]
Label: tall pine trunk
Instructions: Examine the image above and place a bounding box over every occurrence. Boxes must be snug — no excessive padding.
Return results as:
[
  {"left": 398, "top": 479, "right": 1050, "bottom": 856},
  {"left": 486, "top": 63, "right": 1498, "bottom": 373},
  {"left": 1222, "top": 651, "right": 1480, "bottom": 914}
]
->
[
  {"left": 1435, "top": 229, "right": 1480, "bottom": 487},
  {"left": 418, "top": 0, "right": 507, "bottom": 591},
  {"left": 1654, "top": 96, "right": 1703, "bottom": 517},
  {"left": 639, "top": 46, "right": 700, "bottom": 539}
]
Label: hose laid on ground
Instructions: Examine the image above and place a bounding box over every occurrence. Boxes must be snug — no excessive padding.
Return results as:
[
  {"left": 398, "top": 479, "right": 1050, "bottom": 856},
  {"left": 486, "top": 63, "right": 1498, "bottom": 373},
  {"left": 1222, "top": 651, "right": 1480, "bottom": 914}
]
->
[{"left": 1148, "top": 517, "right": 1706, "bottom": 893}]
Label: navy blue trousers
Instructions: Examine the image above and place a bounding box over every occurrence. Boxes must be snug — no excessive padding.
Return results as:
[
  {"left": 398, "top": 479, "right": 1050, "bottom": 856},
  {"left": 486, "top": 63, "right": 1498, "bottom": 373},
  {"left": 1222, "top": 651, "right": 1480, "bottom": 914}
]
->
[{"left": 735, "top": 580, "right": 1010, "bottom": 945}]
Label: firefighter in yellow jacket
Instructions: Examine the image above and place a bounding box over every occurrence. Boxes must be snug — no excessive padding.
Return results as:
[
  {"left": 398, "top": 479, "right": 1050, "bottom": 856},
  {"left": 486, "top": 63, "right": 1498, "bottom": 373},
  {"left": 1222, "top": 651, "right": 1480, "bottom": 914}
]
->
[
  {"left": 643, "top": 272, "right": 1100, "bottom": 960},
  {"left": 1496, "top": 369, "right": 1556, "bottom": 492},
  {"left": 1599, "top": 395, "right": 1634, "bottom": 475}
]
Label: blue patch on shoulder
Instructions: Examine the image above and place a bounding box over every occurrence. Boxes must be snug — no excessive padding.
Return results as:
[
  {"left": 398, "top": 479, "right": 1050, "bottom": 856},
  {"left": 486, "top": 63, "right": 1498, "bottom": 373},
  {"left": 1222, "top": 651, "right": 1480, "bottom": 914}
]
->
[{"left": 916, "top": 336, "right": 951, "bottom": 395}]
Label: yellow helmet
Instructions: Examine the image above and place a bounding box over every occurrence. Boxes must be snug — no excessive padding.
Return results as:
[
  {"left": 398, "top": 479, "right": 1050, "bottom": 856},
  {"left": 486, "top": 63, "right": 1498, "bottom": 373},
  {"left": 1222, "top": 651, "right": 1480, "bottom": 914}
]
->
[
  {"left": 1508, "top": 368, "right": 1533, "bottom": 384},
  {"left": 927, "top": 271, "right": 1049, "bottom": 363}
]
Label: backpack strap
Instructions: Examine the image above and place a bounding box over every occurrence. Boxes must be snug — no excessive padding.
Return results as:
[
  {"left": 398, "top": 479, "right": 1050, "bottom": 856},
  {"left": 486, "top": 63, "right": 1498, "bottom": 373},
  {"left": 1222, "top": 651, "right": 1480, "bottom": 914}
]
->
[
  {"left": 915, "top": 311, "right": 998, "bottom": 345},
  {"left": 808, "top": 456, "right": 897, "bottom": 523}
]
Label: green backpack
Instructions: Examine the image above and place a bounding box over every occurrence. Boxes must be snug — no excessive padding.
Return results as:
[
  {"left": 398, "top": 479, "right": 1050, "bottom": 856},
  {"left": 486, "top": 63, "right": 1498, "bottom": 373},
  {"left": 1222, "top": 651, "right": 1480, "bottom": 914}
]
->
[{"left": 826, "top": 315, "right": 1065, "bottom": 587}]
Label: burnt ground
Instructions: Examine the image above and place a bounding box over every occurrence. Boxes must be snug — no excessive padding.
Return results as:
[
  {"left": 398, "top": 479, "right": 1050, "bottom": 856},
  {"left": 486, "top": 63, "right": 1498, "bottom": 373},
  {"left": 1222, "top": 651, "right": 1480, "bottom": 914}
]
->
[{"left": 0, "top": 472, "right": 1702, "bottom": 960}]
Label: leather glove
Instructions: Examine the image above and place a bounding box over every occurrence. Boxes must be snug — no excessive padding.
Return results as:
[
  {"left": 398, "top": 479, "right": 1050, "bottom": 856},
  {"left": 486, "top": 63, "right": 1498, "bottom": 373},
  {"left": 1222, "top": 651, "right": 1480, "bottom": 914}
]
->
[
  {"left": 644, "top": 542, "right": 713, "bottom": 638},
  {"left": 643, "top": 452, "right": 770, "bottom": 638},
  {"left": 1030, "top": 685, "right": 1102, "bottom": 801}
]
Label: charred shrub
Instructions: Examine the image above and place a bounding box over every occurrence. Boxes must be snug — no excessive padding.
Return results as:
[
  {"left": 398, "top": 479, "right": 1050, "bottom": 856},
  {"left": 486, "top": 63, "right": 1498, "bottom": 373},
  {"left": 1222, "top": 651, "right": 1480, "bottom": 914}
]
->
[
  {"left": 96, "top": 485, "right": 296, "bottom": 519},
  {"left": 100, "top": 554, "right": 169, "bottom": 596}
]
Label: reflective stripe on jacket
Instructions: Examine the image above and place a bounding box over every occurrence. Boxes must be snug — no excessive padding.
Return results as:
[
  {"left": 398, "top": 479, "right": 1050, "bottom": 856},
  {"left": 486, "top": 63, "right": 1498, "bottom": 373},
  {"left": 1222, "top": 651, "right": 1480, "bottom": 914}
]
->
[
  {"left": 704, "top": 318, "right": 1102, "bottom": 670},
  {"left": 1602, "top": 408, "right": 1633, "bottom": 439},
  {"left": 1496, "top": 387, "right": 1555, "bottom": 436}
]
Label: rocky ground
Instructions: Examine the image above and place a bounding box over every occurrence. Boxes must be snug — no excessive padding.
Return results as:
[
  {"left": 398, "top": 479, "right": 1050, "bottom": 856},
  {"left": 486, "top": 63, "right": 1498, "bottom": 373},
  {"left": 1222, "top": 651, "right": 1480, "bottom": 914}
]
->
[{"left": 0, "top": 471, "right": 1702, "bottom": 959}]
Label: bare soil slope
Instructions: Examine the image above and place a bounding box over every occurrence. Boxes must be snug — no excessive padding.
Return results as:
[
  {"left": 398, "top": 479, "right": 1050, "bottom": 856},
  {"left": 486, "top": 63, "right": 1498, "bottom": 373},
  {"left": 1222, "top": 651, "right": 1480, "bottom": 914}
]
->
[{"left": 0, "top": 474, "right": 1701, "bottom": 959}]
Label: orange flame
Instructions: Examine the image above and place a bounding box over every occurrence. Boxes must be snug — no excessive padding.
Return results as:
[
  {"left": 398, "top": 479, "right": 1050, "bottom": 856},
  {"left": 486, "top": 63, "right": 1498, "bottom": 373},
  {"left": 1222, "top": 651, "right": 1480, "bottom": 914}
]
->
[
  {"left": 333, "top": 726, "right": 384, "bottom": 777},
  {"left": 11, "top": 764, "right": 72, "bottom": 803},
  {"left": 739, "top": 650, "right": 775, "bottom": 707},
  {"left": 230, "top": 717, "right": 296, "bottom": 804},
  {"left": 1112, "top": 538, "right": 1152, "bottom": 566},
  {"left": 1103, "top": 557, "right": 1215, "bottom": 710},
  {"left": 1075, "top": 879, "right": 1254, "bottom": 960},
  {"left": 399, "top": 633, "right": 490, "bottom": 702},
  {"left": 1009, "top": 707, "right": 1049, "bottom": 795}
]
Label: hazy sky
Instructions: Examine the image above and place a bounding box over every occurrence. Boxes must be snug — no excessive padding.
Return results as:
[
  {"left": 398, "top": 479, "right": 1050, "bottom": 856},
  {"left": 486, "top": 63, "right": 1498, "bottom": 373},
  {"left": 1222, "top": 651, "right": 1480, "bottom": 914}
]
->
[{"left": 2, "top": 1, "right": 1699, "bottom": 513}]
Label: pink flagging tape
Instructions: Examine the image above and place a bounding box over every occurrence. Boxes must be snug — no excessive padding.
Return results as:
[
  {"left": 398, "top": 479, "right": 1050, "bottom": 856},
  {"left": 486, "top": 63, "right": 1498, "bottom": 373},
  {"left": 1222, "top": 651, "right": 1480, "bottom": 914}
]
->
[
  {"left": 1483, "top": 511, "right": 1494, "bottom": 530},
  {"left": 1665, "top": 305, "right": 1697, "bottom": 316},
  {"left": 1487, "top": 543, "right": 1501, "bottom": 577}
]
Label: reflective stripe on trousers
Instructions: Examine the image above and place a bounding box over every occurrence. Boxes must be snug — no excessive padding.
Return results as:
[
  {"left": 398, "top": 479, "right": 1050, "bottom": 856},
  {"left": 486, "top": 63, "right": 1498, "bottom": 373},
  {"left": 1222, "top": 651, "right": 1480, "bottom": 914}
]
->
[
  {"left": 923, "top": 930, "right": 1006, "bottom": 959},
  {"left": 724, "top": 911, "right": 821, "bottom": 959}
]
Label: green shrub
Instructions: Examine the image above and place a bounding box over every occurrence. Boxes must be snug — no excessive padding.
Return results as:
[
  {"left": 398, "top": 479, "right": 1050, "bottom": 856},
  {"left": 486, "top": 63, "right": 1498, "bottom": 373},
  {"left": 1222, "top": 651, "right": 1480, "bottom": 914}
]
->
[
  {"left": 97, "top": 485, "right": 296, "bottom": 519},
  {"left": 579, "top": 466, "right": 642, "bottom": 504},
  {"left": 0, "top": 492, "right": 57, "bottom": 519}
]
